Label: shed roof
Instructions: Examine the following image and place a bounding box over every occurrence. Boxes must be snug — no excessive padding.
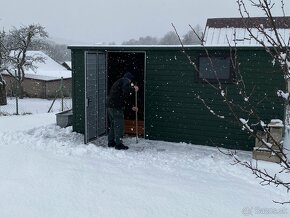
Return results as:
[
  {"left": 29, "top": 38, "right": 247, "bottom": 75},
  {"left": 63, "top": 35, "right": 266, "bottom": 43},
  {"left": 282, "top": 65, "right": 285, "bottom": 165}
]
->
[{"left": 68, "top": 44, "right": 269, "bottom": 51}]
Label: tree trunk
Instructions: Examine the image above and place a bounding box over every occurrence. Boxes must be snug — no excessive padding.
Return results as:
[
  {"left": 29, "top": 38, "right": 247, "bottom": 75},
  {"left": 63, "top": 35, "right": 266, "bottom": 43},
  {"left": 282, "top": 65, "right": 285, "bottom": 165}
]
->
[
  {"left": 0, "top": 82, "right": 7, "bottom": 105},
  {"left": 19, "top": 84, "right": 24, "bottom": 99}
]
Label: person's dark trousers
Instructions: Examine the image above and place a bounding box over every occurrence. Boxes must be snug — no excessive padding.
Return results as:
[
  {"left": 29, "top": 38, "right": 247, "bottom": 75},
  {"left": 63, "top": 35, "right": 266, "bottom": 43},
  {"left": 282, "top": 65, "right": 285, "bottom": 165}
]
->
[{"left": 108, "top": 107, "right": 124, "bottom": 146}]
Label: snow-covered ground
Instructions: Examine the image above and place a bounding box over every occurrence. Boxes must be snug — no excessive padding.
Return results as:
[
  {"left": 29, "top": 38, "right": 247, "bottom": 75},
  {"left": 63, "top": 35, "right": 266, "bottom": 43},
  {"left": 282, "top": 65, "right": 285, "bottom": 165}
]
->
[
  {"left": 0, "top": 97, "right": 72, "bottom": 115},
  {"left": 0, "top": 104, "right": 289, "bottom": 217}
]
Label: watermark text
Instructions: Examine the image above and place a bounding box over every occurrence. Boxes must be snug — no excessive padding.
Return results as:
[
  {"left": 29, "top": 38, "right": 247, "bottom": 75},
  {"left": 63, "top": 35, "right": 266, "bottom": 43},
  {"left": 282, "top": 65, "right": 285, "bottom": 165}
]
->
[{"left": 242, "top": 206, "right": 288, "bottom": 216}]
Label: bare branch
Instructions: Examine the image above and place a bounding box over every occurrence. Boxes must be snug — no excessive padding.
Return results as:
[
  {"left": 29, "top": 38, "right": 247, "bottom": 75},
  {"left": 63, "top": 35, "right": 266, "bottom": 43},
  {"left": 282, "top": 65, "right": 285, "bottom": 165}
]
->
[{"left": 175, "top": 0, "right": 290, "bottom": 204}]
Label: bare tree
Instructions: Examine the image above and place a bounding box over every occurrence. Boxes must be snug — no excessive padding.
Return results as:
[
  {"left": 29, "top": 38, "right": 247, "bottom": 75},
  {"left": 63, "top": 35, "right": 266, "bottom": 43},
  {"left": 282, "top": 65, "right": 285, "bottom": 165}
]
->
[
  {"left": 2, "top": 24, "right": 48, "bottom": 101},
  {"left": 235, "top": 0, "right": 290, "bottom": 203},
  {"left": 173, "top": 0, "right": 290, "bottom": 204},
  {"left": 0, "top": 73, "right": 7, "bottom": 106},
  {"left": 122, "top": 26, "right": 203, "bottom": 46},
  {"left": 159, "top": 31, "right": 180, "bottom": 45},
  {"left": 123, "top": 35, "right": 159, "bottom": 45},
  {"left": 29, "top": 39, "right": 71, "bottom": 63},
  {"left": 0, "top": 30, "right": 7, "bottom": 105},
  {"left": 182, "top": 25, "right": 203, "bottom": 45},
  {"left": 0, "top": 24, "right": 48, "bottom": 114}
]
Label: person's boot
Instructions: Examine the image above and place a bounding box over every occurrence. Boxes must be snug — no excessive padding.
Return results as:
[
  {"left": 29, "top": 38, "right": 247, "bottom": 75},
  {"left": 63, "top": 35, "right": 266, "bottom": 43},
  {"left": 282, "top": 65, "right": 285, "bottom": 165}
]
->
[
  {"left": 115, "top": 143, "right": 129, "bottom": 150},
  {"left": 108, "top": 141, "right": 116, "bottom": 148}
]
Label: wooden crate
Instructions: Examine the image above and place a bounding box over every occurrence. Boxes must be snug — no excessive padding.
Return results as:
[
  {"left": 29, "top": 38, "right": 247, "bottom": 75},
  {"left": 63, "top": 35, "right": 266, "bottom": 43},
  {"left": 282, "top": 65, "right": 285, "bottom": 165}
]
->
[{"left": 125, "top": 120, "right": 144, "bottom": 136}]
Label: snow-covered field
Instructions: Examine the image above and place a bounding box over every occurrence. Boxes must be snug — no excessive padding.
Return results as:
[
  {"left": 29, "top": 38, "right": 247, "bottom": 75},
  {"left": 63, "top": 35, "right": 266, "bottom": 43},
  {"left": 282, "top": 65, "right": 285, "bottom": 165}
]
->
[
  {"left": 0, "top": 97, "right": 72, "bottom": 115},
  {"left": 0, "top": 100, "right": 289, "bottom": 217}
]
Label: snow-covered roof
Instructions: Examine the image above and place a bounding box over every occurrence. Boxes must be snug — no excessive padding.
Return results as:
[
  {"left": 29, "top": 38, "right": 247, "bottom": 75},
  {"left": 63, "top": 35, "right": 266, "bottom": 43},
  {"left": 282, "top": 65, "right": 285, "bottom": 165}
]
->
[
  {"left": 68, "top": 45, "right": 192, "bottom": 48},
  {"left": 204, "top": 27, "right": 290, "bottom": 46},
  {"left": 2, "top": 51, "right": 71, "bottom": 81},
  {"left": 204, "top": 17, "right": 290, "bottom": 46}
]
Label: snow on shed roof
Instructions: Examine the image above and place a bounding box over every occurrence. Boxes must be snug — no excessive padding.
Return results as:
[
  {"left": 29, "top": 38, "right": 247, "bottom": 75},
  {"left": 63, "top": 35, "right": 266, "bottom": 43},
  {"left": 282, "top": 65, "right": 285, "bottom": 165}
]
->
[{"left": 204, "top": 17, "right": 290, "bottom": 46}]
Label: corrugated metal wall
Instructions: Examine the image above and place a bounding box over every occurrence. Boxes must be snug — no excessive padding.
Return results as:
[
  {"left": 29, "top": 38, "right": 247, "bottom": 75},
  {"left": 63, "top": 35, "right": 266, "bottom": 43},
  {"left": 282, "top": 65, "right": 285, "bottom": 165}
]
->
[
  {"left": 144, "top": 48, "right": 284, "bottom": 150},
  {"left": 70, "top": 46, "right": 285, "bottom": 150}
]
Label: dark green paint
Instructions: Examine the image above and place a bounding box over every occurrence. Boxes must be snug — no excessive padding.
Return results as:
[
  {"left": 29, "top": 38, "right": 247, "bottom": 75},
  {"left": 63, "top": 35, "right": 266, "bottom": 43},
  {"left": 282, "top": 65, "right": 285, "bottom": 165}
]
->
[
  {"left": 71, "top": 50, "right": 85, "bottom": 134},
  {"left": 69, "top": 46, "right": 285, "bottom": 150}
]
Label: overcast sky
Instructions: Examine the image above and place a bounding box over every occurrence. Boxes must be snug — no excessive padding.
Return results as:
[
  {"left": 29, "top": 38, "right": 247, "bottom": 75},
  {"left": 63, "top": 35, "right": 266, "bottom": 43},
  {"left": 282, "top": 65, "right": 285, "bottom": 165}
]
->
[{"left": 1, "top": 0, "right": 289, "bottom": 44}]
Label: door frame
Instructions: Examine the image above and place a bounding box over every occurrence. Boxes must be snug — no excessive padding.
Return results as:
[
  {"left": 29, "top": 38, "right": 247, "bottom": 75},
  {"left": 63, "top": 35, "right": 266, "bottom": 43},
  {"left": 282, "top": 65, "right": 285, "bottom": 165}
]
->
[{"left": 107, "top": 50, "right": 146, "bottom": 136}]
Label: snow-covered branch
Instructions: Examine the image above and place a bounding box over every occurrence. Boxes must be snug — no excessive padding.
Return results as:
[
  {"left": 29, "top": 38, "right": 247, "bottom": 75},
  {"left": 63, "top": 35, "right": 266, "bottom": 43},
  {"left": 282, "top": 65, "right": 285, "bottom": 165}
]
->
[{"left": 174, "top": 0, "right": 290, "bottom": 204}]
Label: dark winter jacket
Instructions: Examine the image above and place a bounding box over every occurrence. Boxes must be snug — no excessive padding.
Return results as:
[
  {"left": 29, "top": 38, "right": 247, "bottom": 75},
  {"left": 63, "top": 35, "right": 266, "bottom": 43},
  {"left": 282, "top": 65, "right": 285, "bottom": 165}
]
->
[{"left": 107, "top": 78, "right": 134, "bottom": 110}]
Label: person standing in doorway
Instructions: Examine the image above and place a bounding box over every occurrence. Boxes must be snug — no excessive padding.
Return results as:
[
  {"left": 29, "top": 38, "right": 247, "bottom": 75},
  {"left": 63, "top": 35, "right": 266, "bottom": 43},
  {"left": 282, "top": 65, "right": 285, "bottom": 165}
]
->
[{"left": 107, "top": 72, "right": 139, "bottom": 150}]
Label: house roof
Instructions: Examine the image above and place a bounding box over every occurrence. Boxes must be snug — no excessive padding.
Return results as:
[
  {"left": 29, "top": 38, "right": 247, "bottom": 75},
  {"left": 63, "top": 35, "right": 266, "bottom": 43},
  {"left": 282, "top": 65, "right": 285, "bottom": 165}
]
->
[
  {"left": 2, "top": 51, "right": 71, "bottom": 81},
  {"left": 206, "top": 17, "right": 290, "bottom": 29},
  {"left": 62, "top": 61, "right": 72, "bottom": 70},
  {"left": 203, "top": 16, "right": 290, "bottom": 46}
]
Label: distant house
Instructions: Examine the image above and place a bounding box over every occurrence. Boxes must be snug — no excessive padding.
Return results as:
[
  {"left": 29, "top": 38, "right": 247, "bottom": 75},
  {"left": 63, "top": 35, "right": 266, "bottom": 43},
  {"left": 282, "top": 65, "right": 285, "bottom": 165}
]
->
[
  {"left": 203, "top": 16, "right": 290, "bottom": 45},
  {"left": 0, "top": 72, "right": 7, "bottom": 105},
  {"left": 2, "top": 51, "right": 72, "bottom": 99}
]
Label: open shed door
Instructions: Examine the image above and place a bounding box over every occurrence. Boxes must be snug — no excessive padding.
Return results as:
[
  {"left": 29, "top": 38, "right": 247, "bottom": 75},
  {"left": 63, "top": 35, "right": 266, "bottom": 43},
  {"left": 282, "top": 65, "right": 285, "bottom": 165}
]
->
[{"left": 84, "top": 52, "right": 107, "bottom": 144}]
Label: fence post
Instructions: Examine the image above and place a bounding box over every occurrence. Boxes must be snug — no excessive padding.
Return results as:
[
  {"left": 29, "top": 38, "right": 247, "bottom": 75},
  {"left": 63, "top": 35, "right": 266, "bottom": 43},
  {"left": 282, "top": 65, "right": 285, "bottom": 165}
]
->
[
  {"left": 15, "top": 75, "right": 19, "bottom": 115},
  {"left": 61, "top": 77, "right": 64, "bottom": 111}
]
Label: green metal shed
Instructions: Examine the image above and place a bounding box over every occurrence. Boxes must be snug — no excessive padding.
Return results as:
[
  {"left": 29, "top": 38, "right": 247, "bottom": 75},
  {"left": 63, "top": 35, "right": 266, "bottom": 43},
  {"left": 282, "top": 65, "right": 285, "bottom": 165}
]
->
[{"left": 68, "top": 45, "right": 285, "bottom": 150}]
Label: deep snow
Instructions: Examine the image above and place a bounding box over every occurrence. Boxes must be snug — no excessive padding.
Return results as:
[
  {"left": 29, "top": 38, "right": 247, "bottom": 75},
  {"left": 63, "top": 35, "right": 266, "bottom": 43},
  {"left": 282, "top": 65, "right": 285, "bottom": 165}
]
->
[{"left": 0, "top": 113, "right": 289, "bottom": 218}]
